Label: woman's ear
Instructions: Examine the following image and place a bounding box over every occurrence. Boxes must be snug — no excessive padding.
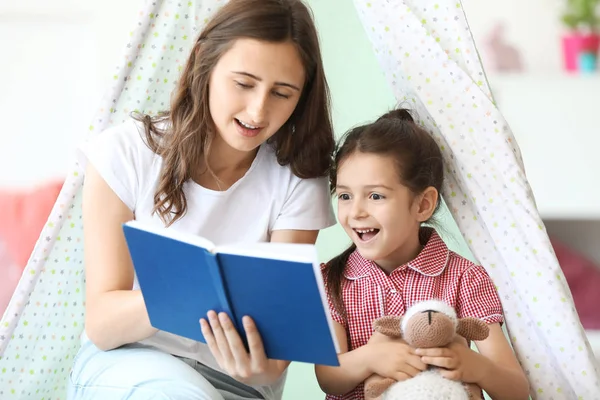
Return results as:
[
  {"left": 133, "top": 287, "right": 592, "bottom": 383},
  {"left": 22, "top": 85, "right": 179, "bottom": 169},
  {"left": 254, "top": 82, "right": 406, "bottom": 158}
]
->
[{"left": 415, "top": 186, "right": 438, "bottom": 222}]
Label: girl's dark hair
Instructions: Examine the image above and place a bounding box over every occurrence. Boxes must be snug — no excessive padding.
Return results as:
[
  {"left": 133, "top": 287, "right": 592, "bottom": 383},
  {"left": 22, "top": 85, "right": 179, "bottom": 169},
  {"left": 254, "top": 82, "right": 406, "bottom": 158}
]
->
[
  {"left": 133, "top": 0, "right": 334, "bottom": 226},
  {"left": 325, "top": 108, "right": 444, "bottom": 317}
]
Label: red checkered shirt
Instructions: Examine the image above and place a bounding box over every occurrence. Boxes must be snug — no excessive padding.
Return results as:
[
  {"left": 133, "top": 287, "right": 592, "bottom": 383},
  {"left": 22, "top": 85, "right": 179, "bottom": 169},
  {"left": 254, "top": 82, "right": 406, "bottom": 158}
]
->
[{"left": 321, "top": 228, "right": 503, "bottom": 400}]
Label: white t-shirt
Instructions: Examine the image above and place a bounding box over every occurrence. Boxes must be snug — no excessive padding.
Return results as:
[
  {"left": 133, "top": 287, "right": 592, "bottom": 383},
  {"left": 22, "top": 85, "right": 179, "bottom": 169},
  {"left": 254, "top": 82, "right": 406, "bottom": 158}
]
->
[{"left": 79, "top": 119, "right": 336, "bottom": 399}]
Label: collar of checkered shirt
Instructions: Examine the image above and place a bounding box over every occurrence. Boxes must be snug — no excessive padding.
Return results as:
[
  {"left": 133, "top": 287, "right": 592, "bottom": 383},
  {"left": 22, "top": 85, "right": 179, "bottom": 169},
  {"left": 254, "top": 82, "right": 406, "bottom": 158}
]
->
[{"left": 343, "top": 227, "right": 451, "bottom": 280}]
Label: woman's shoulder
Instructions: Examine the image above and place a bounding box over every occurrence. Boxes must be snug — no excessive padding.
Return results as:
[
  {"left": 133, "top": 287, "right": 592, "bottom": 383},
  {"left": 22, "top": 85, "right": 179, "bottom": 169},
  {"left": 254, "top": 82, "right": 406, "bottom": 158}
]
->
[
  {"left": 99, "top": 118, "right": 158, "bottom": 151},
  {"left": 80, "top": 117, "right": 164, "bottom": 182},
  {"left": 259, "top": 143, "right": 329, "bottom": 187},
  {"left": 98, "top": 118, "right": 162, "bottom": 161}
]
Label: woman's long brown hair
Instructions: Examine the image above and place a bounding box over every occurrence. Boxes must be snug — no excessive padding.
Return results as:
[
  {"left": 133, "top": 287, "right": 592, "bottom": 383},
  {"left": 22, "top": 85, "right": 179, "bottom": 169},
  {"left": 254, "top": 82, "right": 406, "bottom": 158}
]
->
[{"left": 133, "top": 0, "right": 334, "bottom": 225}]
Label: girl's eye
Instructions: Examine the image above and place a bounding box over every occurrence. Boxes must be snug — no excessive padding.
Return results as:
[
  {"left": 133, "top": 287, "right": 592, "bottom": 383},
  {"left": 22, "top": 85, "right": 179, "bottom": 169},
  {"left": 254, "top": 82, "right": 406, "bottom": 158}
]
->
[
  {"left": 370, "top": 193, "right": 384, "bottom": 200},
  {"left": 338, "top": 193, "right": 350, "bottom": 201}
]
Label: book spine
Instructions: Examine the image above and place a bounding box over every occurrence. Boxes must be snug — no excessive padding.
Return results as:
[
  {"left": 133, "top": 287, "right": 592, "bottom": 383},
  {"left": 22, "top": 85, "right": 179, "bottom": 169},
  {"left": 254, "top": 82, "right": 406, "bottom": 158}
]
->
[{"left": 204, "top": 252, "right": 241, "bottom": 333}]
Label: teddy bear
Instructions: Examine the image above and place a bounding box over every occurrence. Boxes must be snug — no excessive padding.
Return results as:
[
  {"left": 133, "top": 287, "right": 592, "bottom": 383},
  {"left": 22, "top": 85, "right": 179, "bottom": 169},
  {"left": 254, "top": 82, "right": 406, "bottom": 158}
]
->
[{"left": 363, "top": 299, "right": 490, "bottom": 400}]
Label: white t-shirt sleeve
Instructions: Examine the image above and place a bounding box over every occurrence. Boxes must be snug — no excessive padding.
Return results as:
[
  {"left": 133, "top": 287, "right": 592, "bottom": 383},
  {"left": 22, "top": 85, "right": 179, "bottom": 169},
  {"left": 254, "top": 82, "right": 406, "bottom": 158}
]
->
[
  {"left": 77, "top": 121, "right": 146, "bottom": 212},
  {"left": 272, "top": 176, "right": 336, "bottom": 231}
]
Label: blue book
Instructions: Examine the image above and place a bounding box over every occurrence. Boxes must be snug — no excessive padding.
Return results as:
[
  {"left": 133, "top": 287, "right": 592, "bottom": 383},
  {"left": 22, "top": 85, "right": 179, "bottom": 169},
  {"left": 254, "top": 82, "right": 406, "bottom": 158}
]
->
[{"left": 122, "top": 220, "right": 340, "bottom": 366}]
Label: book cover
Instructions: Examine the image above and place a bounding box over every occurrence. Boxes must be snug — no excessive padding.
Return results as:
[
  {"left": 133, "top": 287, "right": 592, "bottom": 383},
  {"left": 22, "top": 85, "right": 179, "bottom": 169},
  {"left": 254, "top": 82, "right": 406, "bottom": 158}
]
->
[{"left": 123, "top": 220, "right": 340, "bottom": 366}]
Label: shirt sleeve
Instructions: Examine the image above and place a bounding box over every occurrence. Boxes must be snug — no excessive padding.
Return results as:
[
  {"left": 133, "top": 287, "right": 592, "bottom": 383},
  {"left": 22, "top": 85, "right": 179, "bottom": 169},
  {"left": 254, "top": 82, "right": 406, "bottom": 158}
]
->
[
  {"left": 320, "top": 262, "right": 347, "bottom": 328},
  {"left": 456, "top": 265, "right": 504, "bottom": 325},
  {"left": 77, "top": 121, "right": 145, "bottom": 212},
  {"left": 272, "top": 176, "right": 336, "bottom": 231}
]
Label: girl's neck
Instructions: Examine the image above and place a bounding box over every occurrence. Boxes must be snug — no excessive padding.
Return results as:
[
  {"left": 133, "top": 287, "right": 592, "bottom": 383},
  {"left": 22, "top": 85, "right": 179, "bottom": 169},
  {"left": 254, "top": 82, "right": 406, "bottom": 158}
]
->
[
  {"left": 376, "top": 229, "right": 423, "bottom": 275},
  {"left": 193, "top": 135, "right": 259, "bottom": 191}
]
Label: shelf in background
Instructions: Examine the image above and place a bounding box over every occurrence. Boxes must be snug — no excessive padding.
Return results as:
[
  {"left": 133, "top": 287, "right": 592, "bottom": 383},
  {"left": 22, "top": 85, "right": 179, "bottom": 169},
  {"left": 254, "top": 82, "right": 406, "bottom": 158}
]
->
[
  {"left": 586, "top": 330, "right": 600, "bottom": 362},
  {"left": 485, "top": 73, "right": 600, "bottom": 220}
]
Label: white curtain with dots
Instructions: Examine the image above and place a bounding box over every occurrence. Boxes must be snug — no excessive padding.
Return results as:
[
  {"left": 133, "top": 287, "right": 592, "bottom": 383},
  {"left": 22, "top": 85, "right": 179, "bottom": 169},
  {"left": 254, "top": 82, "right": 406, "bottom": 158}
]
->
[{"left": 351, "top": 1, "right": 600, "bottom": 399}]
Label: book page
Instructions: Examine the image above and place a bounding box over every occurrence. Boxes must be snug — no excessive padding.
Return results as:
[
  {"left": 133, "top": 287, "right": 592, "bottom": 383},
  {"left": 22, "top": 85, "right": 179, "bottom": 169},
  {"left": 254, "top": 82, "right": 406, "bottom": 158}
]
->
[
  {"left": 310, "top": 255, "right": 341, "bottom": 354},
  {"left": 124, "top": 220, "right": 216, "bottom": 251},
  {"left": 215, "top": 242, "right": 317, "bottom": 263}
]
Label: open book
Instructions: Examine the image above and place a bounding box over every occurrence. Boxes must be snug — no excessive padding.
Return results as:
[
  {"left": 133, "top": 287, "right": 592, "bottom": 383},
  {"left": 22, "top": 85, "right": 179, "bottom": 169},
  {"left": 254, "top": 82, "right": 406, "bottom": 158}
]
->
[{"left": 122, "top": 220, "right": 340, "bottom": 366}]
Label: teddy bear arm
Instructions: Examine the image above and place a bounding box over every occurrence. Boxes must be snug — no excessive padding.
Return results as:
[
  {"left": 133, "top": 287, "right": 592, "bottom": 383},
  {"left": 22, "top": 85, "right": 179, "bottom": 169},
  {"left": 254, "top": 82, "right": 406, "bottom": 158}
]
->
[{"left": 364, "top": 375, "right": 396, "bottom": 400}]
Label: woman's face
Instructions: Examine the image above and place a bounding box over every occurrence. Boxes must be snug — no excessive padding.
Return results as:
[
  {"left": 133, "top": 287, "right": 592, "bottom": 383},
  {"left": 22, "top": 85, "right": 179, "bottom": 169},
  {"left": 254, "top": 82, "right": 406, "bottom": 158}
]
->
[{"left": 208, "top": 38, "right": 306, "bottom": 154}]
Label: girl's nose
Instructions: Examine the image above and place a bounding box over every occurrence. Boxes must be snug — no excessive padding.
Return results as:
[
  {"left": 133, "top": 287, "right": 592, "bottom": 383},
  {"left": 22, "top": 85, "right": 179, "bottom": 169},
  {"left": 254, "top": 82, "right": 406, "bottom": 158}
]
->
[{"left": 351, "top": 200, "right": 368, "bottom": 218}]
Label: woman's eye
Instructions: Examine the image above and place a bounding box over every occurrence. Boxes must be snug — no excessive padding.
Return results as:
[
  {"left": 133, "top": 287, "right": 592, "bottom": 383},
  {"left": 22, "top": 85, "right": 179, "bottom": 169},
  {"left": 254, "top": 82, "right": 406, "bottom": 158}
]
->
[
  {"left": 273, "top": 91, "right": 291, "bottom": 99},
  {"left": 370, "top": 193, "right": 384, "bottom": 200},
  {"left": 235, "top": 81, "right": 252, "bottom": 89},
  {"left": 338, "top": 193, "right": 350, "bottom": 200}
]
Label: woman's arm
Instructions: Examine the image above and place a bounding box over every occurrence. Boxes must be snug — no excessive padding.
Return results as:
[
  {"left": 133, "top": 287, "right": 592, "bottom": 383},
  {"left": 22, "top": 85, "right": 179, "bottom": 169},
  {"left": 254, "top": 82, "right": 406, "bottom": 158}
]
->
[{"left": 83, "top": 164, "right": 158, "bottom": 350}]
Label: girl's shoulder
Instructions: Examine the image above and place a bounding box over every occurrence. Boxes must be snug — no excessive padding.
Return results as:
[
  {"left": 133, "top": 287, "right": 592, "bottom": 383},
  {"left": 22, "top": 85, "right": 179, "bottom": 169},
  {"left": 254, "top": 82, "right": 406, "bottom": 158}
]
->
[{"left": 445, "top": 250, "right": 492, "bottom": 278}]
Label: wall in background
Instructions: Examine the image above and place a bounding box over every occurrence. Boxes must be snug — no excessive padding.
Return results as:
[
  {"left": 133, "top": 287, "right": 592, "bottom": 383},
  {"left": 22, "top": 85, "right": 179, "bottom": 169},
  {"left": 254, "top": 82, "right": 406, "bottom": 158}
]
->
[
  {"left": 0, "top": 0, "right": 140, "bottom": 187},
  {"left": 0, "top": 0, "right": 578, "bottom": 188},
  {"left": 461, "top": 0, "right": 566, "bottom": 73}
]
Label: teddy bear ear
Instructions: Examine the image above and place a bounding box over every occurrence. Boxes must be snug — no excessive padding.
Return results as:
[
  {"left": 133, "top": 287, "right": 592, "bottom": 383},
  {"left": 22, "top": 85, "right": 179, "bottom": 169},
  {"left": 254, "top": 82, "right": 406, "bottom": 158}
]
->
[
  {"left": 372, "top": 315, "right": 403, "bottom": 338},
  {"left": 457, "top": 317, "right": 490, "bottom": 341}
]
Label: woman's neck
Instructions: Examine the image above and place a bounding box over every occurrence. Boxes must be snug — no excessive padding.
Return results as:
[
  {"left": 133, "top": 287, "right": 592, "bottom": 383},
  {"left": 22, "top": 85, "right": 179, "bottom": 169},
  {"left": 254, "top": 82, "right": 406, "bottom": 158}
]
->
[{"left": 193, "top": 135, "right": 259, "bottom": 191}]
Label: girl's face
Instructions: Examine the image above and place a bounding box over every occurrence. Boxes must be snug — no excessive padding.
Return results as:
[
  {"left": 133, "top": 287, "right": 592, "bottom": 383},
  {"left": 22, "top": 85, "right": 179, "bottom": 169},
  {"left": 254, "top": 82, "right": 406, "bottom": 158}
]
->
[
  {"left": 335, "top": 152, "right": 424, "bottom": 270},
  {"left": 208, "top": 38, "right": 306, "bottom": 154}
]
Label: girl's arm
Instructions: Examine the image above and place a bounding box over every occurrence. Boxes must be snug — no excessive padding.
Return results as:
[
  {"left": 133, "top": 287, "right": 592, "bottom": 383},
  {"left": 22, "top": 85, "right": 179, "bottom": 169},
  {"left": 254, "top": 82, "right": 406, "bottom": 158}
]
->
[
  {"left": 315, "top": 322, "right": 373, "bottom": 395},
  {"left": 83, "top": 165, "right": 158, "bottom": 350},
  {"left": 315, "top": 321, "right": 427, "bottom": 396},
  {"left": 418, "top": 323, "right": 529, "bottom": 400},
  {"left": 471, "top": 323, "right": 530, "bottom": 399}
]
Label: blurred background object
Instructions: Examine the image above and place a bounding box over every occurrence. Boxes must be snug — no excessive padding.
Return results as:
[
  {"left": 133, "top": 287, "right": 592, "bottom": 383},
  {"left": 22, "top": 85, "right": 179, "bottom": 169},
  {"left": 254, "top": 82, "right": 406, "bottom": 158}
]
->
[
  {"left": 560, "top": 0, "right": 600, "bottom": 72},
  {"left": 484, "top": 22, "right": 525, "bottom": 73}
]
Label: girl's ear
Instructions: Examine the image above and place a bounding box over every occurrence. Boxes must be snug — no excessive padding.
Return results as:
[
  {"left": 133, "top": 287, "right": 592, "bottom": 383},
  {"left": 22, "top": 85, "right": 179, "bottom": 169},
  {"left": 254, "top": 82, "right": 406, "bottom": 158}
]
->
[{"left": 415, "top": 186, "right": 438, "bottom": 222}]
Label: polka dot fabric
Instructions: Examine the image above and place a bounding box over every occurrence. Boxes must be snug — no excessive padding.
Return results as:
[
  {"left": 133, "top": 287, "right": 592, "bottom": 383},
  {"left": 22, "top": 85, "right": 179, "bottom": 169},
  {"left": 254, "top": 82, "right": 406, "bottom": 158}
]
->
[
  {"left": 0, "top": 1, "right": 223, "bottom": 398},
  {"left": 351, "top": 1, "right": 600, "bottom": 399}
]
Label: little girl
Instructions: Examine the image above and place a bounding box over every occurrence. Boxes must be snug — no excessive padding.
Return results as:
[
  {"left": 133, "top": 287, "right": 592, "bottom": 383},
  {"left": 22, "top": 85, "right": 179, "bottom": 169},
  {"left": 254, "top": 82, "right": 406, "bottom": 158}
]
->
[{"left": 315, "top": 109, "right": 529, "bottom": 400}]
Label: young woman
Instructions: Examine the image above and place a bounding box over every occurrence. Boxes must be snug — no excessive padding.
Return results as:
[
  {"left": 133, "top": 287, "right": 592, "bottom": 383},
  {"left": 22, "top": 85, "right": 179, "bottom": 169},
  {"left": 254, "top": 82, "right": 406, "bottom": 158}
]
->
[{"left": 68, "top": 1, "right": 336, "bottom": 399}]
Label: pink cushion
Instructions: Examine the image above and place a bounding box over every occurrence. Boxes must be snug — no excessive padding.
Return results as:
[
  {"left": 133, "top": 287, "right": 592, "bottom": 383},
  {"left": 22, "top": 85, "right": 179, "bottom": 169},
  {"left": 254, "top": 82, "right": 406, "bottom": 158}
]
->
[
  {"left": 0, "top": 240, "right": 21, "bottom": 316},
  {"left": 552, "top": 237, "right": 600, "bottom": 330},
  {"left": 0, "top": 180, "right": 63, "bottom": 267}
]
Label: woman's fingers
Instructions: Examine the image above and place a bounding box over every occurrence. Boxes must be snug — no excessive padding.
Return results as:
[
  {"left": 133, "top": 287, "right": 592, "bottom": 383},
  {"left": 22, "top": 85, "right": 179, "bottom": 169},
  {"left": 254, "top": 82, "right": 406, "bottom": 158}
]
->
[
  {"left": 201, "top": 311, "right": 271, "bottom": 382},
  {"left": 200, "top": 317, "right": 222, "bottom": 364},
  {"left": 242, "top": 316, "right": 268, "bottom": 369},
  {"left": 207, "top": 310, "right": 235, "bottom": 367},
  {"left": 218, "top": 312, "right": 250, "bottom": 367}
]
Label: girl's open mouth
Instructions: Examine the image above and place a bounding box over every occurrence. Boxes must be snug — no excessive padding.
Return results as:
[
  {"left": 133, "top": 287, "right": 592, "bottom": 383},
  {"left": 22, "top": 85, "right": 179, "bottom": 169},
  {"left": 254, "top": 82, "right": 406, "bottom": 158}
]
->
[{"left": 354, "top": 228, "right": 380, "bottom": 242}]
